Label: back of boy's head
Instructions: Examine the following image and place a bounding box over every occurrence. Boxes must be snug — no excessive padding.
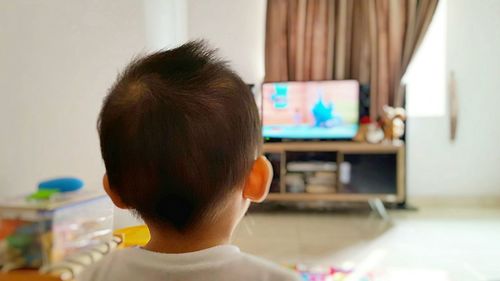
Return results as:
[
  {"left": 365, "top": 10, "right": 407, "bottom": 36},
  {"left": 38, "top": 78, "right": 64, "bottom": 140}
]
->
[{"left": 98, "top": 41, "right": 261, "bottom": 232}]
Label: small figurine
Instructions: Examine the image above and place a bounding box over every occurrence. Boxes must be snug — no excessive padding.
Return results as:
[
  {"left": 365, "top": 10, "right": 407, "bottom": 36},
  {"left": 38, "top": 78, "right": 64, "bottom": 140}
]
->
[
  {"left": 354, "top": 116, "right": 385, "bottom": 144},
  {"left": 366, "top": 122, "right": 385, "bottom": 144},
  {"left": 353, "top": 116, "right": 371, "bottom": 142},
  {"left": 382, "top": 105, "right": 406, "bottom": 144}
]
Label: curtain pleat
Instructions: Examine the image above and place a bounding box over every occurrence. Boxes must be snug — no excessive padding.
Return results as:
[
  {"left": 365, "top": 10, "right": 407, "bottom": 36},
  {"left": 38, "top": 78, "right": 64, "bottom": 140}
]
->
[
  {"left": 388, "top": 0, "right": 406, "bottom": 106},
  {"left": 344, "top": 0, "right": 354, "bottom": 79},
  {"left": 325, "top": 0, "right": 335, "bottom": 79},
  {"left": 351, "top": 0, "right": 370, "bottom": 85},
  {"left": 302, "top": 0, "right": 315, "bottom": 80},
  {"left": 264, "top": 0, "right": 289, "bottom": 82},
  {"left": 375, "top": 0, "right": 390, "bottom": 115},
  {"left": 295, "top": 0, "right": 307, "bottom": 80},
  {"left": 287, "top": 0, "right": 298, "bottom": 80},
  {"left": 334, "top": 0, "right": 347, "bottom": 79},
  {"left": 310, "top": 0, "right": 329, "bottom": 80}
]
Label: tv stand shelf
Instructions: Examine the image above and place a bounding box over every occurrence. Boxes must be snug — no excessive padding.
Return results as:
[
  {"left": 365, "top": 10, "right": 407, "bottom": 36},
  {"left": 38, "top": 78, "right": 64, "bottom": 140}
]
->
[{"left": 263, "top": 141, "right": 405, "bottom": 204}]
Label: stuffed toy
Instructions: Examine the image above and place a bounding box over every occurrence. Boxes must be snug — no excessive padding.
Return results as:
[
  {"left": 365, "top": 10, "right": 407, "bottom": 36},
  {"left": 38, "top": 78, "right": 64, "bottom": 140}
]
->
[{"left": 382, "top": 105, "right": 406, "bottom": 144}]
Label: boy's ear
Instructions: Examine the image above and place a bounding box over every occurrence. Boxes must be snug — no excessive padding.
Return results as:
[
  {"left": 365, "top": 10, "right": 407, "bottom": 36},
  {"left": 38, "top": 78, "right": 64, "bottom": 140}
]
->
[
  {"left": 103, "top": 174, "right": 128, "bottom": 209},
  {"left": 243, "top": 156, "right": 273, "bottom": 203}
]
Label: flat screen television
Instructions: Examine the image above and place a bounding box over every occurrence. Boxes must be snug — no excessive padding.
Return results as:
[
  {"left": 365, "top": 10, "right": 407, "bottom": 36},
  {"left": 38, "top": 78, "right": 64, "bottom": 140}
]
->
[{"left": 261, "top": 80, "right": 359, "bottom": 140}]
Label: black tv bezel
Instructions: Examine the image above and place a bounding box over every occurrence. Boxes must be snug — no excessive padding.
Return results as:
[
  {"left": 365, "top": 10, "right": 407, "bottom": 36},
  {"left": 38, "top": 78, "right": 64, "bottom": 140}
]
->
[{"left": 260, "top": 80, "right": 361, "bottom": 143}]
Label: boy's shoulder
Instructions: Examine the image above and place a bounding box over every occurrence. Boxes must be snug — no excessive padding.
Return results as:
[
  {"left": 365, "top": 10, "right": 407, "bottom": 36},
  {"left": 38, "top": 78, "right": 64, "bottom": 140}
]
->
[
  {"left": 237, "top": 251, "right": 302, "bottom": 281},
  {"left": 77, "top": 246, "right": 302, "bottom": 281}
]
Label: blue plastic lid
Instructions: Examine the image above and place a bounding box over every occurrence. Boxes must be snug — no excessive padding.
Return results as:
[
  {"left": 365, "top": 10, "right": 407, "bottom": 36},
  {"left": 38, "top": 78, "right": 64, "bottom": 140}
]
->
[{"left": 38, "top": 177, "right": 84, "bottom": 192}]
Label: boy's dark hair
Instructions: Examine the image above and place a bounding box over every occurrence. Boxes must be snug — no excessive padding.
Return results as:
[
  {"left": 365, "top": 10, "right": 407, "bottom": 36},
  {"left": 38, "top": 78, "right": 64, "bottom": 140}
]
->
[{"left": 98, "top": 41, "right": 261, "bottom": 231}]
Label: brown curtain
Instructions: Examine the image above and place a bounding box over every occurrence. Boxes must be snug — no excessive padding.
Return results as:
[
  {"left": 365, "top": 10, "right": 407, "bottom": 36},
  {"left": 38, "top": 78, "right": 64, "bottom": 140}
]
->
[{"left": 264, "top": 0, "right": 439, "bottom": 119}]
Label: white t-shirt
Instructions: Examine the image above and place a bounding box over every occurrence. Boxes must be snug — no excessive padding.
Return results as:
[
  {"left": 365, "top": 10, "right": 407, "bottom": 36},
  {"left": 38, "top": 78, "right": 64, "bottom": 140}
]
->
[{"left": 77, "top": 245, "right": 302, "bottom": 281}]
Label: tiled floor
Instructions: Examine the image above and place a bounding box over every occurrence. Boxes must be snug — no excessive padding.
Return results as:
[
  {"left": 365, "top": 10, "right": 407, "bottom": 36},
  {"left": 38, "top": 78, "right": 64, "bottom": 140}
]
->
[{"left": 233, "top": 204, "right": 500, "bottom": 281}]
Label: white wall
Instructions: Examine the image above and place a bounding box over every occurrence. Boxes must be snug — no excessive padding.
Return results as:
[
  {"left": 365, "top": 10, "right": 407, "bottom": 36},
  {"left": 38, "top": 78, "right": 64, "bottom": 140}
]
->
[
  {"left": 187, "top": 0, "right": 266, "bottom": 84},
  {"left": 406, "top": 0, "right": 500, "bottom": 197},
  {"left": 145, "top": 0, "right": 187, "bottom": 51},
  {"left": 0, "top": 0, "right": 186, "bottom": 227}
]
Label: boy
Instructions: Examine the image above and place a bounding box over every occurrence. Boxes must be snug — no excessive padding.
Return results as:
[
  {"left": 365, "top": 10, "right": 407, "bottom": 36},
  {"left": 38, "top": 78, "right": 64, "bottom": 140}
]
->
[{"left": 78, "top": 41, "right": 301, "bottom": 281}]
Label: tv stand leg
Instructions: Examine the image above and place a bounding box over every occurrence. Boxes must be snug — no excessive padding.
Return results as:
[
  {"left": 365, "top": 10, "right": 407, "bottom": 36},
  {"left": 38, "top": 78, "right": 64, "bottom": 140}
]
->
[{"left": 369, "top": 198, "right": 390, "bottom": 220}]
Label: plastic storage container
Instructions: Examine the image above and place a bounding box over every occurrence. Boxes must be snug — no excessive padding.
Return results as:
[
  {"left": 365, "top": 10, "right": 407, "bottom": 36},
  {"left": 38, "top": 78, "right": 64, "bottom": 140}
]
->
[{"left": 0, "top": 192, "right": 113, "bottom": 271}]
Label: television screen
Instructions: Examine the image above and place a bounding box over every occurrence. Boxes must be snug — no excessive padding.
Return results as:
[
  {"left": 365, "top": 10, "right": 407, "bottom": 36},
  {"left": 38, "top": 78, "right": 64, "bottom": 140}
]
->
[{"left": 262, "top": 80, "right": 359, "bottom": 139}]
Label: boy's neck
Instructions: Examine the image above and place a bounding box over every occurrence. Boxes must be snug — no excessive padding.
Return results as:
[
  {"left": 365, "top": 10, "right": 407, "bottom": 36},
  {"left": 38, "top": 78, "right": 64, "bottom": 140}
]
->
[{"left": 143, "top": 220, "right": 235, "bottom": 254}]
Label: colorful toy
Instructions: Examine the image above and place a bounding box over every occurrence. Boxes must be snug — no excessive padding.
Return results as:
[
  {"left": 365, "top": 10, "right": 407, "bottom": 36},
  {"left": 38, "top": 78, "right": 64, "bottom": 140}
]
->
[
  {"left": 26, "top": 177, "right": 84, "bottom": 202},
  {"left": 294, "top": 264, "right": 374, "bottom": 281},
  {"left": 0, "top": 191, "right": 113, "bottom": 271}
]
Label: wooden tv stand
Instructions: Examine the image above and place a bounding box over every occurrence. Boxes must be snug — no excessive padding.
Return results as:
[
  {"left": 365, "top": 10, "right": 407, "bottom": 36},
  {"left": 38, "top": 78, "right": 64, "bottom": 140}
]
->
[{"left": 263, "top": 141, "right": 405, "bottom": 205}]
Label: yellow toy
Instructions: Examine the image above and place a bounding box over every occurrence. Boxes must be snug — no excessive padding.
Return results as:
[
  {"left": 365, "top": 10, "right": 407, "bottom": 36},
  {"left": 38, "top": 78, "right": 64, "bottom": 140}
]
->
[{"left": 113, "top": 225, "right": 151, "bottom": 248}]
